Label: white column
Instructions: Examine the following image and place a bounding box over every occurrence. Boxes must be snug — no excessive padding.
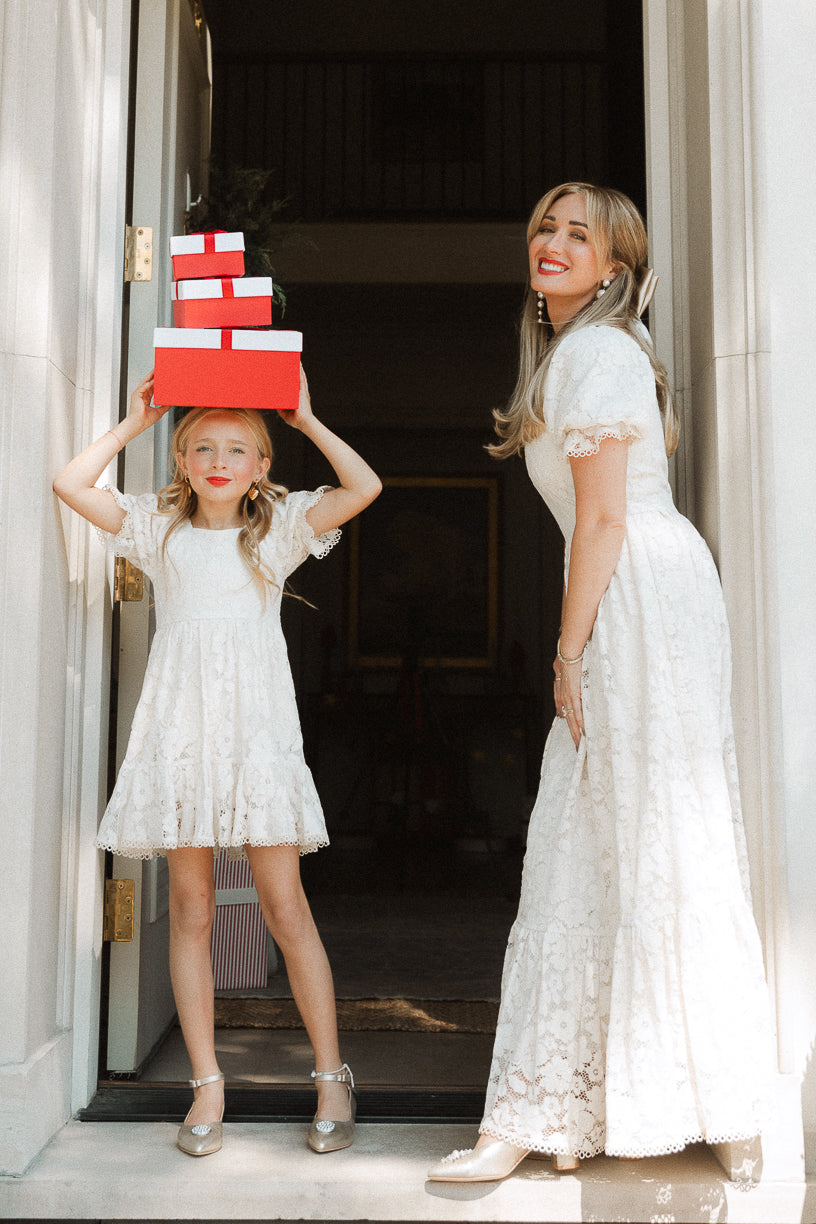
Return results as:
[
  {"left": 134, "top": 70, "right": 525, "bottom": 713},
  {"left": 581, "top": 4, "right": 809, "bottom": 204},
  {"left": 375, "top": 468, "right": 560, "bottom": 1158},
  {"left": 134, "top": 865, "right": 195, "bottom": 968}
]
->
[
  {"left": 644, "top": 0, "right": 815, "bottom": 1180},
  {"left": 0, "top": 0, "right": 131, "bottom": 1174}
]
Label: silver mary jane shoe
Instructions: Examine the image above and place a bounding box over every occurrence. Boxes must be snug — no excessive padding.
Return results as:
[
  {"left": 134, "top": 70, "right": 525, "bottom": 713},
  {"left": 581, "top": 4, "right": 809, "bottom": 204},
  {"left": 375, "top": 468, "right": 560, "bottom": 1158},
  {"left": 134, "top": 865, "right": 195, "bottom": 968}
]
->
[
  {"left": 426, "top": 1139, "right": 530, "bottom": 1182},
  {"left": 308, "top": 1063, "right": 356, "bottom": 1153},
  {"left": 176, "top": 1072, "right": 225, "bottom": 1157}
]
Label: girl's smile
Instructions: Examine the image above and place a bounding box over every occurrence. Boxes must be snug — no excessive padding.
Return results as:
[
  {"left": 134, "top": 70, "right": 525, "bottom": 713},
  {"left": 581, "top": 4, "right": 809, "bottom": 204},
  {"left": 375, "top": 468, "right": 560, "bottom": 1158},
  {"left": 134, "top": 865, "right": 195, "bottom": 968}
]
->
[{"left": 178, "top": 411, "right": 269, "bottom": 527}]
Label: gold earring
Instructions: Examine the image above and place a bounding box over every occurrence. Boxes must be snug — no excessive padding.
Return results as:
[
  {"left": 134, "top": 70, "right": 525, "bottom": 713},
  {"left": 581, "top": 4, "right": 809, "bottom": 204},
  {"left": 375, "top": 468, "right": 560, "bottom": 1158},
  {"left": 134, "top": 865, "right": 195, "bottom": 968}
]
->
[{"left": 248, "top": 482, "right": 259, "bottom": 501}]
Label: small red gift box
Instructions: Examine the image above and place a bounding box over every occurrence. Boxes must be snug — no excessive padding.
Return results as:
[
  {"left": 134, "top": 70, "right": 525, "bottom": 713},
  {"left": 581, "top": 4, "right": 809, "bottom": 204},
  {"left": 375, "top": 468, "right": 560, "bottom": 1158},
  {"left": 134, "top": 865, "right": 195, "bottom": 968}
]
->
[
  {"left": 154, "top": 327, "right": 302, "bottom": 410},
  {"left": 169, "top": 231, "right": 245, "bottom": 280},
  {"left": 171, "top": 277, "right": 273, "bottom": 329}
]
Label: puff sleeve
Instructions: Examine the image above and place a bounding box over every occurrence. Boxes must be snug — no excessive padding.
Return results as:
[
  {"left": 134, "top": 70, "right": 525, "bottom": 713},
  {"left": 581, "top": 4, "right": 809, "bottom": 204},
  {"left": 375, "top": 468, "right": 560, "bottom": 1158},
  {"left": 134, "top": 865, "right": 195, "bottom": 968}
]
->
[
  {"left": 543, "top": 325, "right": 656, "bottom": 458},
  {"left": 95, "top": 489, "right": 166, "bottom": 578},
  {"left": 267, "top": 487, "right": 342, "bottom": 580}
]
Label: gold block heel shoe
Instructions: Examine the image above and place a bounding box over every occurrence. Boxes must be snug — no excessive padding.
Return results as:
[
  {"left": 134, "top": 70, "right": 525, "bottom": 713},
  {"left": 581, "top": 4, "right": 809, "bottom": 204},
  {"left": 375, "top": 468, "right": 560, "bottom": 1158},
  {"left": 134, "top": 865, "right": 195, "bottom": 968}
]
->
[
  {"left": 426, "top": 1140, "right": 530, "bottom": 1182},
  {"left": 308, "top": 1063, "right": 356, "bottom": 1153},
  {"left": 552, "top": 1153, "right": 581, "bottom": 1171},
  {"left": 177, "top": 1072, "right": 225, "bottom": 1157}
]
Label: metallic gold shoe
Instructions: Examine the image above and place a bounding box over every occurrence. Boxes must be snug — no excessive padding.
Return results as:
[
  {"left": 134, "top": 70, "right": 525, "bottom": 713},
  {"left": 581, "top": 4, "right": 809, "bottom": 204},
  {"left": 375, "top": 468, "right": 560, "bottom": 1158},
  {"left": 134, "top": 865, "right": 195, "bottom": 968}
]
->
[
  {"left": 176, "top": 1072, "right": 224, "bottom": 1157},
  {"left": 426, "top": 1140, "right": 530, "bottom": 1182},
  {"left": 308, "top": 1063, "right": 356, "bottom": 1153},
  {"left": 552, "top": 1152, "right": 581, "bottom": 1171}
]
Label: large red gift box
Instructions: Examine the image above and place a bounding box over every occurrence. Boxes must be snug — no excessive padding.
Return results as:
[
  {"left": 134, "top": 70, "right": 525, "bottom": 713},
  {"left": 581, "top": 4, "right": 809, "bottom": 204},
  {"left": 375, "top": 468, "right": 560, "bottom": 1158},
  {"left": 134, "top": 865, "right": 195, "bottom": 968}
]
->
[
  {"left": 171, "top": 277, "right": 274, "bottom": 329},
  {"left": 169, "top": 231, "right": 245, "bottom": 280},
  {"left": 210, "top": 854, "right": 268, "bottom": 991},
  {"left": 154, "top": 327, "right": 302, "bottom": 410}
]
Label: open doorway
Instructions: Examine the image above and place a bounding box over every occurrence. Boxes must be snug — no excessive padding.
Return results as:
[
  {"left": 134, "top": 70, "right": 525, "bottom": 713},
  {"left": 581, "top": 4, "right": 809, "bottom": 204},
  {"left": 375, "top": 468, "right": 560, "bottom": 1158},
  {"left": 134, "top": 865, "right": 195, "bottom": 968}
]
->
[{"left": 92, "top": 0, "right": 646, "bottom": 1121}]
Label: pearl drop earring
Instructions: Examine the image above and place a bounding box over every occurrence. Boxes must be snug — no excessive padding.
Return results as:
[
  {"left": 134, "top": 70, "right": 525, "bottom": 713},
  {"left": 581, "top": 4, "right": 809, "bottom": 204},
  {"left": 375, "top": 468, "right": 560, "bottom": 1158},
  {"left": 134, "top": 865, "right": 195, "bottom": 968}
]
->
[
  {"left": 596, "top": 278, "right": 611, "bottom": 299},
  {"left": 536, "top": 291, "right": 544, "bottom": 325}
]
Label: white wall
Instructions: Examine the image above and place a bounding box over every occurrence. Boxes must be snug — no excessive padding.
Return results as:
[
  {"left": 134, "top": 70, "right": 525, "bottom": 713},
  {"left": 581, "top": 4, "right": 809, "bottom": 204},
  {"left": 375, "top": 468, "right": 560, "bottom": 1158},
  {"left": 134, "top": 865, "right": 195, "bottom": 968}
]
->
[{"left": 0, "top": 0, "right": 130, "bottom": 1175}]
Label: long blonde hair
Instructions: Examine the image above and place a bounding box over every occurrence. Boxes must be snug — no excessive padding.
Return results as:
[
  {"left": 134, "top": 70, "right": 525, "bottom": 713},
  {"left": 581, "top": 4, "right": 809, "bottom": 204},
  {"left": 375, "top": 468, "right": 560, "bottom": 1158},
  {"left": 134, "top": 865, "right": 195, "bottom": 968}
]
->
[
  {"left": 490, "top": 182, "right": 679, "bottom": 459},
  {"left": 158, "top": 407, "right": 288, "bottom": 592}
]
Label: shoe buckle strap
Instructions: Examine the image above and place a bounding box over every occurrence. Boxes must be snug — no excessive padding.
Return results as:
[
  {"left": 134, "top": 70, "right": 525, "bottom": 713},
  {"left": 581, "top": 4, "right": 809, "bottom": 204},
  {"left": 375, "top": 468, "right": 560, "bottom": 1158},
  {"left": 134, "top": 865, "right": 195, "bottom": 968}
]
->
[
  {"left": 311, "top": 1062, "right": 354, "bottom": 1088},
  {"left": 189, "top": 1072, "right": 225, "bottom": 1089}
]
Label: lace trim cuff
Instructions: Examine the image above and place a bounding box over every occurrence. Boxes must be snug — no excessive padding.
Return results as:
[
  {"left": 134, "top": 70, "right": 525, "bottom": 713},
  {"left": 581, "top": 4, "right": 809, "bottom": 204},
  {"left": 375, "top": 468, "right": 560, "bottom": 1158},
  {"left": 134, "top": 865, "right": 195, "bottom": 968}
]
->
[
  {"left": 300, "top": 486, "right": 342, "bottom": 558},
  {"left": 563, "top": 424, "right": 641, "bottom": 459},
  {"left": 93, "top": 485, "right": 134, "bottom": 550}
]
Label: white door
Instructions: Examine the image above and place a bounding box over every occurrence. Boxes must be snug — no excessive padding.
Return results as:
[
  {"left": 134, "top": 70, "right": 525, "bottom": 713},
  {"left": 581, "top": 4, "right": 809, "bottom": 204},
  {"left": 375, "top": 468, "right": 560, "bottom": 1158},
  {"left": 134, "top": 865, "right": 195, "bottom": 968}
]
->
[{"left": 106, "top": 0, "right": 212, "bottom": 1072}]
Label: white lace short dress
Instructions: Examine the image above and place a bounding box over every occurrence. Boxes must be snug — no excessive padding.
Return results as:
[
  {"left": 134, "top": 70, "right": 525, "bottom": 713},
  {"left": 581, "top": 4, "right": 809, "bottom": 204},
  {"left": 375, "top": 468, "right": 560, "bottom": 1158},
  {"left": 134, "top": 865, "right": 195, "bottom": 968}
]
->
[{"left": 96, "top": 487, "right": 339, "bottom": 860}]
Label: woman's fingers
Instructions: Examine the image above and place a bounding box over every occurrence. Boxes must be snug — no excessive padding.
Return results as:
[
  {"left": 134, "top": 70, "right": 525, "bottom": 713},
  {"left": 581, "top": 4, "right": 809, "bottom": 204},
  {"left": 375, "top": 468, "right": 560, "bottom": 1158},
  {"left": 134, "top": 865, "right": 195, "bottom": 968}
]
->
[{"left": 560, "top": 664, "right": 583, "bottom": 747}]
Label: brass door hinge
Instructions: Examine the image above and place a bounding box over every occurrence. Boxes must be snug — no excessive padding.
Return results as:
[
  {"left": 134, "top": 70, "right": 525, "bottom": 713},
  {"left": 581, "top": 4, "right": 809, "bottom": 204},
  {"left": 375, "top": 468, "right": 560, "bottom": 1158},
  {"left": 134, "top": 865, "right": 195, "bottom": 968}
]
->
[
  {"left": 114, "top": 557, "right": 144, "bottom": 602},
  {"left": 103, "top": 878, "right": 135, "bottom": 942},
  {"left": 124, "top": 224, "right": 153, "bottom": 282}
]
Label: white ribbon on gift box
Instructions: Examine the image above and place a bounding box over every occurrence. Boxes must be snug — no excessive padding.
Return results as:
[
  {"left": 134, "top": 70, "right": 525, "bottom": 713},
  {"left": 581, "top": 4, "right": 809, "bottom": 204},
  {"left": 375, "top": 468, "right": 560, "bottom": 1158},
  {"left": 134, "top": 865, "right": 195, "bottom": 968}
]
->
[
  {"left": 171, "top": 277, "right": 274, "bottom": 301},
  {"left": 154, "top": 327, "right": 302, "bottom": 351},
  {"left": 169, "top": 231, "right": 245, "bottom": 255}
]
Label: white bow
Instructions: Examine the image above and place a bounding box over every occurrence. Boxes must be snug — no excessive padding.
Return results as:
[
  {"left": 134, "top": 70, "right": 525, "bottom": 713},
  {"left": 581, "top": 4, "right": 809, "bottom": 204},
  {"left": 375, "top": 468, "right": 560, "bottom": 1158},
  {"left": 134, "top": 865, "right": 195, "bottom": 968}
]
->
[{"left": 636, "top": 267, "right": 659, "bottom": 317}]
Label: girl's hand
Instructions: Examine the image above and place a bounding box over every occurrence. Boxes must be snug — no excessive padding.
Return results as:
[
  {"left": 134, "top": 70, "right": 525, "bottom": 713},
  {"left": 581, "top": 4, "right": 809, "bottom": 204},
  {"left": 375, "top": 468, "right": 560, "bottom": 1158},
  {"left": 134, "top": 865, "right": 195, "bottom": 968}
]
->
[
  {"left": 279, "top": 366, "right": 314, "bottom": 430},
  {"left": 554, "top": 655, "right": 584, "bottom": 748},
  {"left": 127, "top": 370, "right": 170, "bottom": 432}
]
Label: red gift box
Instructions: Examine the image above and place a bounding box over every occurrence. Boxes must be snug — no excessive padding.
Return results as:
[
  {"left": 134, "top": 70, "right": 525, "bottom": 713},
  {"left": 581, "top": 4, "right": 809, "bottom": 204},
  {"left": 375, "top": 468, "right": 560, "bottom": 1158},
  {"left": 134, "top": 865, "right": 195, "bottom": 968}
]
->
[
  {"left": 171, "top": 277, "right": 273, "bottom": 329},
  {"left": 154, "top": 327, "right": 302, "bottom": 410},
  {"left": 169, "top": 231, "right": 245, "bottom": 280},
  {"left": 210, "top": 855, "right": 268, "bottom": 991}
]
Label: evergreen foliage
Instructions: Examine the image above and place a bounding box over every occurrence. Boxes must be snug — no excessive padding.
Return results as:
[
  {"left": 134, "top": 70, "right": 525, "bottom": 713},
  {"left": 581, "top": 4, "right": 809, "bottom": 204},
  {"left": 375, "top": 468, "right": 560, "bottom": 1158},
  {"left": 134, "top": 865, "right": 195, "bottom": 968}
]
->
[{"left": 187, "top": 162, "right": 288, "bottom": 312}]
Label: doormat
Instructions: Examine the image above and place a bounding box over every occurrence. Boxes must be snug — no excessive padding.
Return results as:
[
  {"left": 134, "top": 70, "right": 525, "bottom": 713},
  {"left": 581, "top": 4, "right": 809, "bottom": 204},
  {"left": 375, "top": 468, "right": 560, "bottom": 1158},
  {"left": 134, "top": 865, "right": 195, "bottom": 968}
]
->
[{"left": 214, "top": 997, "right": 499, "bottom": 1034}]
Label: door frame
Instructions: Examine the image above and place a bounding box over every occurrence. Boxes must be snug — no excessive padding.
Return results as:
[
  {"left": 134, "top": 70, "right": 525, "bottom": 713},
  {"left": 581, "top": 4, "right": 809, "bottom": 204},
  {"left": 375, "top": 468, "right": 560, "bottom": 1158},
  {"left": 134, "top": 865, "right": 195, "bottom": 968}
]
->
[{"left": 67, "top": 0, "right": 212, "bottom": 1109}]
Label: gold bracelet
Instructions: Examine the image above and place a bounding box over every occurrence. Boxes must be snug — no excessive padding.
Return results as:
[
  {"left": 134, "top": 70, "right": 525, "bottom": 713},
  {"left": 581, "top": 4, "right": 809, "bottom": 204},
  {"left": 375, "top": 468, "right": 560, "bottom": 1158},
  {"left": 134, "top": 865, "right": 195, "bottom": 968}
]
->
[
  {"left": 106, "top": 429, "right": 124, "bottom": 451},
  {"left": 557, "top": 636, "right": 584, "bottom": 666}
]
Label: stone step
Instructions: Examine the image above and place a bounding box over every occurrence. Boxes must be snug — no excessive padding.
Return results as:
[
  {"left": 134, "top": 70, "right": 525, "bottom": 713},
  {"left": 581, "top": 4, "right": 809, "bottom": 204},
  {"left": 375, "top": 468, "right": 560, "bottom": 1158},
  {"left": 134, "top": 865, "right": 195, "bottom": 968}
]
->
[{"left": 2, "top": 1122, "right": 814, "bottom": 1223}]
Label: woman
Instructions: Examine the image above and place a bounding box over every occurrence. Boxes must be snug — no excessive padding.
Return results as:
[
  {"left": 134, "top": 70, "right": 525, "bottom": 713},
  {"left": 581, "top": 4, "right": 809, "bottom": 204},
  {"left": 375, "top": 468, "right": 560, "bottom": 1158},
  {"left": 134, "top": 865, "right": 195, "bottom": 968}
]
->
[{"left": 427, "top": 183, "right": 774, "bottom": 1181}]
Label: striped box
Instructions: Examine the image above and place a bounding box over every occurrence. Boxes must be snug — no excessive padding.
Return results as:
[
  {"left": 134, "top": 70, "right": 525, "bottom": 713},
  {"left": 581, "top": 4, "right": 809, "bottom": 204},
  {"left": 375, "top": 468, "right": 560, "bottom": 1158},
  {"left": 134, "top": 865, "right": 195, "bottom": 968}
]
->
[{"left": 210, "top": 854, "right": 268, "bottom": 991}]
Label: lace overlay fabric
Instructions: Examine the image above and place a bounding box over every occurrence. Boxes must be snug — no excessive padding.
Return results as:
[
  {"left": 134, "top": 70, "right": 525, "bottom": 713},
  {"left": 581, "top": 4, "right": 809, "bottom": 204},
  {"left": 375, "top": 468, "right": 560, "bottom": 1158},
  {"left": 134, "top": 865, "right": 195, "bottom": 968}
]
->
[
  {"left": 95, "top": 487, "right": 339, "bottom": 859},
  {"left": 480, "top": 326, "right": 775, "bottom": 1158}
]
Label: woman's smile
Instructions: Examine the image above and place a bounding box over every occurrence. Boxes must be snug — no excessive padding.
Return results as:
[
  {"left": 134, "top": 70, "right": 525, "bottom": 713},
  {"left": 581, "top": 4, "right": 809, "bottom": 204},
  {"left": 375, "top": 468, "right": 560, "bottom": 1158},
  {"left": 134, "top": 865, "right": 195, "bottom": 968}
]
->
[{"left": 537, "top": 256, "right": 569, "bottom": 275}]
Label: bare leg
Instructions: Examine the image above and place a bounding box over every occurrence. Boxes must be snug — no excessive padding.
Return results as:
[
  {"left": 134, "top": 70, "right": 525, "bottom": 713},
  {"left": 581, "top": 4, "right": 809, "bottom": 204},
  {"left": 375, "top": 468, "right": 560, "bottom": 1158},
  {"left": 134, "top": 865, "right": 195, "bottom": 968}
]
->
[
  {"left": 166, "top": 847, "right": 224, "bottom": 1127},
  {"left": 246, "top": 845, "right": 348, "bottom": 1119}
]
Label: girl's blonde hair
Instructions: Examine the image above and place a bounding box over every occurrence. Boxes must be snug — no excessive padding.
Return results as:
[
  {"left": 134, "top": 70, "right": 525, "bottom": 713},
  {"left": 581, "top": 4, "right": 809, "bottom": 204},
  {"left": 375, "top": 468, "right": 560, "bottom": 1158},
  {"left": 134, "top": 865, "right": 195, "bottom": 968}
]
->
[
  {"left": 489, "top": 182, "right": 679, "bottom": 459},
  {"left": 158, "top": 407, "right": 289, "bottom": 591}
]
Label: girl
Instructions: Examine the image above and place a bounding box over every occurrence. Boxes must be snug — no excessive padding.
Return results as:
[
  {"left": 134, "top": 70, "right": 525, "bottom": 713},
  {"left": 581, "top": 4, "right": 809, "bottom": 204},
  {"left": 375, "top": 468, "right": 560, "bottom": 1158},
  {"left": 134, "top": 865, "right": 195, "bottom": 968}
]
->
[
  {"left": 427, "top": 183, "right": 774, "bottom": 1181},
  {"left": 54, "top": 368, "right": 381, "bottom": 1157}
]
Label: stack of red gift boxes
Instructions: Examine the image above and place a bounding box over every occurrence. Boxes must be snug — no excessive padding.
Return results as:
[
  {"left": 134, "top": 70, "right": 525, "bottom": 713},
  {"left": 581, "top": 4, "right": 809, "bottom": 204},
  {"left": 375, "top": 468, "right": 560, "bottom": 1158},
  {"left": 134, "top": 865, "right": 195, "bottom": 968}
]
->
[{"left": 153, "top": 230, "right": 302, "bottom": 411}]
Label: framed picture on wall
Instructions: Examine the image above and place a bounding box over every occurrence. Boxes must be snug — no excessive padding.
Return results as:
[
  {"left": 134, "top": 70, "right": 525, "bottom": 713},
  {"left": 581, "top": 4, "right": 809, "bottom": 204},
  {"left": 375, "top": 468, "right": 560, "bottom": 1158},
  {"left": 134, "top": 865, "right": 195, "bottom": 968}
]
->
[{"left": 348, "top": 476, "right": 498, "bottom": 668}]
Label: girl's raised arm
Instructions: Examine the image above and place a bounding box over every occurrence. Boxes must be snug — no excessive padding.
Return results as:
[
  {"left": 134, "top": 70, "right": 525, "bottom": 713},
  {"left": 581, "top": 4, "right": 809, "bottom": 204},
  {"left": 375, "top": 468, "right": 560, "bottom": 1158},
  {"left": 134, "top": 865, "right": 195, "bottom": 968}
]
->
[
  {"left": 279, "top": 367, "right": 382, "bottom": 534},
  {"left": 53, "top": 371, "right": 170, "bottom": 533}
]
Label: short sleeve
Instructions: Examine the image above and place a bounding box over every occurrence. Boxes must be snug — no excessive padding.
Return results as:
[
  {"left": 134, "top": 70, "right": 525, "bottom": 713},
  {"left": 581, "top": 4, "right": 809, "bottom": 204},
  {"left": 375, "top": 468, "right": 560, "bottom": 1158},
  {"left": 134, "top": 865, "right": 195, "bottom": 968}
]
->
[
  {"left": 543, "top": 325, "right": 656, "bottom": 458},
  {"left": 94, "top": 489, "right": 166, "bottom": 576},
  {"left": 268, "top": 487, "right": 341, "bottom": 579}
]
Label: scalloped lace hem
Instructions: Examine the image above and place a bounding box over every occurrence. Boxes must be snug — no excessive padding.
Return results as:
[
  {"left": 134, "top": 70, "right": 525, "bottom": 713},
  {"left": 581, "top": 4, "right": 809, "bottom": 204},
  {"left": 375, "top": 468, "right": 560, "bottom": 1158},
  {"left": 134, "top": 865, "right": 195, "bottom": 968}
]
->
[
  {"left": 302, "top": 486, "right": 342, "bottom": 558},
  {"left": 94, "top": 484, "right": 134, "bottom": 547},
  {"left": 478, "top": 1122, "right": 763, "bottom": 1160},
  {"left": 95, "top": 836, "right": 329, "bottom": 860},
  {"left": 564, "top": 425, "right": 640, "bottom": 458}
]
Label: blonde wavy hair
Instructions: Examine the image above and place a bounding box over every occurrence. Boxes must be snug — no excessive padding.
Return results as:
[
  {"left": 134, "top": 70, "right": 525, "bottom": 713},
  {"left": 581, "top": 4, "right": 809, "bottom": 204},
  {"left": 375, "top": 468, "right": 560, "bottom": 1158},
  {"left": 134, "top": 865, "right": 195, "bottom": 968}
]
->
[
  {"left": 158, "top": 407, "right": 288, "bottom": 592},
  {"left": 490, "top": 182, "right": 679, "bottom": 459}
]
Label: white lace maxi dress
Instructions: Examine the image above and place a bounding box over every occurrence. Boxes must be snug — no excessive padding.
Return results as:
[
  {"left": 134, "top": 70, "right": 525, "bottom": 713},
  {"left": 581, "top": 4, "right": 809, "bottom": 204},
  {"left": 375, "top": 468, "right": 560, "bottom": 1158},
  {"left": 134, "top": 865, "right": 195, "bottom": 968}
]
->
[
  {"left": 480, "top": 325, "right": 775, "bottom": 1159},
  {"left": 96, "top": 487, "right": 339, "bottom": 860}
]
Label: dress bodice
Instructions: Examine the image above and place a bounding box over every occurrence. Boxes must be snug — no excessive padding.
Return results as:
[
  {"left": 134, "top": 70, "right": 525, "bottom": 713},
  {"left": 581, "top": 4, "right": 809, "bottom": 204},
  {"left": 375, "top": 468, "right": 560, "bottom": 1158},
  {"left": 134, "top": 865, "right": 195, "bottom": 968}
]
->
[{"left": 523, "top": 325, "right": 676, "bottom": 547}]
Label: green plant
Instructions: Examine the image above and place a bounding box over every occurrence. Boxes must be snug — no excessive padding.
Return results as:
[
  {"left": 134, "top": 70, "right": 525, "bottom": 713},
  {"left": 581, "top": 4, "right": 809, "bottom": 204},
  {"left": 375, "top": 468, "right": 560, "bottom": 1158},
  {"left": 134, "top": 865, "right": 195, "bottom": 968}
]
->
[{"left": 186, "top": 162, "right": 289, "bottom": 312}]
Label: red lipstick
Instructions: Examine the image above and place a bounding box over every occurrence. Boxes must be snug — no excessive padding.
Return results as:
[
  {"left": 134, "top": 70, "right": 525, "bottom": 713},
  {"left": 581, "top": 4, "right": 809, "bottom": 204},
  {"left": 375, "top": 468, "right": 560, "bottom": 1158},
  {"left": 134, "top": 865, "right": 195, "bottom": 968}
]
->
[{"left": 206, "top": 477, "right": 230, "bottom": 486}]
